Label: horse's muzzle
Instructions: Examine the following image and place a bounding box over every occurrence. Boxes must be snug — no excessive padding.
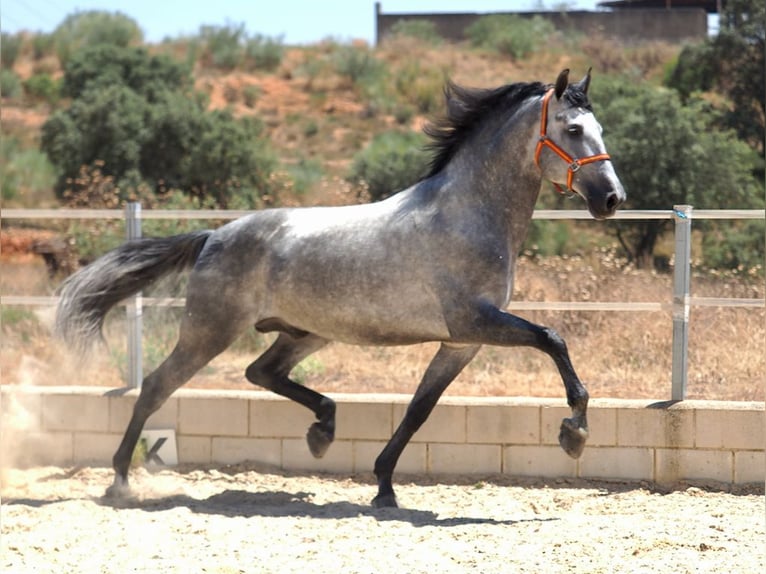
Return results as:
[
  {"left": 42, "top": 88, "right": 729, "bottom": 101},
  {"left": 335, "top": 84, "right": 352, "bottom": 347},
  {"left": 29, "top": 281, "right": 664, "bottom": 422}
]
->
[{"left": 587, "top": 186, "right": 626, "bottom": 220}]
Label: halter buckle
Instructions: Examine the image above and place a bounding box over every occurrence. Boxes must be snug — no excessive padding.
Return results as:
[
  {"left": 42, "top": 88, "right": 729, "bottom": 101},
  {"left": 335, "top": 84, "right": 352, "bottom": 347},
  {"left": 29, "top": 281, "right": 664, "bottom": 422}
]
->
[{"left": 569, "top": 160, "right": 581, "bottom": 173}]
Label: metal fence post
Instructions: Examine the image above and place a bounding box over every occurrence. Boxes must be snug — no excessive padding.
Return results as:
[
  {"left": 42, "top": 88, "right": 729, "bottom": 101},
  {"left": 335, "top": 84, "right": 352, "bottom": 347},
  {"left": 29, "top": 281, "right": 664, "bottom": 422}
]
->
[
  {"left": 671, "top": 204, "right": 692, "bottom": 400},
  {"left": 125, "top": 202, "right": 143, "bottom": 389}
]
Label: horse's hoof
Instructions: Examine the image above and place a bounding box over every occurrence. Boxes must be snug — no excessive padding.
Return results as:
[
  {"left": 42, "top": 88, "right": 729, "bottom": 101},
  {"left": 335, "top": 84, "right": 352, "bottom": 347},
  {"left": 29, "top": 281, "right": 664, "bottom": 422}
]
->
[
  {"left": 559, "top": 417, "right": 588, "bottom": 459},
  {"left": 371, "top": 492, "right": 398, "bottom": 509},
  {"left": 104, "top": 478, "right": 131, "bottom": 499},
  {"left": 306, "top": 423, "right": 333, "bottom": 458}
]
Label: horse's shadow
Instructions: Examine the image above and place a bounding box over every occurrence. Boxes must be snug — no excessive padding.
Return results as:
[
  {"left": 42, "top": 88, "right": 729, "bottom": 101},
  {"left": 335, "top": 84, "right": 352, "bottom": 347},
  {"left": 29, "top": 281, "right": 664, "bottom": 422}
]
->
[{"left": 92, "top": 488, "right": 550, "bottom": 527}]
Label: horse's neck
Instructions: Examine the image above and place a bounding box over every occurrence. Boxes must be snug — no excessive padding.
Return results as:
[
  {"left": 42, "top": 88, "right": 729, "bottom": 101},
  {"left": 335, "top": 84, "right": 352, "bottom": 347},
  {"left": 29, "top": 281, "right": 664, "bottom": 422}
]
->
[{"left": 432, "top": 109, "right": 542, "bottom": 256}]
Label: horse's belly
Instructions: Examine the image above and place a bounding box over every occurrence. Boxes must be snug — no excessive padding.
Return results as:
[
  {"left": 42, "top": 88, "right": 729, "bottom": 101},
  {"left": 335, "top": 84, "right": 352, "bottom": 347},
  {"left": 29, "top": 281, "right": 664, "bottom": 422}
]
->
[{"left": 271, "top": 296, "right": 451, "bottom": 346}]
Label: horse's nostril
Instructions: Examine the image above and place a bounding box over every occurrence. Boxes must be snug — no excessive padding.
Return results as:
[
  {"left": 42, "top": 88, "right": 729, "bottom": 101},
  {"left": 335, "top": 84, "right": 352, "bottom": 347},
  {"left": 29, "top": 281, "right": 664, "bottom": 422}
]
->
[{"left": 606, "top": 192, "right": 622, "bottom": 211}]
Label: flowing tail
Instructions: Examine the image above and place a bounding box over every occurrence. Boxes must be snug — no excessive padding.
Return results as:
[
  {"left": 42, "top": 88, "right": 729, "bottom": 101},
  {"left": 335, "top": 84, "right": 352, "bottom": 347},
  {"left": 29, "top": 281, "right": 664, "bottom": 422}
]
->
[{"left": 55, "top": 230, "right": 213, "bottom": 356}]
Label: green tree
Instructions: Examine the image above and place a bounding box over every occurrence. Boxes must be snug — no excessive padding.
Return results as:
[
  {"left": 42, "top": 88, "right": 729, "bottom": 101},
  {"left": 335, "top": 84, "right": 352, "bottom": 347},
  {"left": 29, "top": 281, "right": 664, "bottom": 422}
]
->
[
  {"left": 41, "top": 45, "right": 276, "bottom": 207},
  {"left": 61, "top": 44, "right": 190, "bottom": 100},
  {"left": 667, "top": 0, "right": 765, "bottom": 155},
  {"left": 591, "top": 78, "right": 763, "bottom": 268},
  {"left": 42, "top": 84, "right": 150, "bottom": 187},
  {"left": 52, "top": 10, "right": 143, "bottom": 65}
]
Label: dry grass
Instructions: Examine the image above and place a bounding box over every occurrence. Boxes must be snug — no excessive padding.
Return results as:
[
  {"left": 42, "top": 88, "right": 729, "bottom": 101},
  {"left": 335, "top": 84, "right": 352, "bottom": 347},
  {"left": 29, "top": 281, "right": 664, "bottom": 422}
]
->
[
  {"left": 1, "top": 37, "right": 760, "bottom": 402},
  {"left": 2, "top": 254, "right": 762, "bottom": 402}
]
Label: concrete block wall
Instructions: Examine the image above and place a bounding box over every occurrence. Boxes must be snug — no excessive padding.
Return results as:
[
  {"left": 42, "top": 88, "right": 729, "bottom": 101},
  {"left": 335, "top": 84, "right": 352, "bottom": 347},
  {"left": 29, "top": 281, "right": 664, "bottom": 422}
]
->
[
  {"left": 375, "top": 6, "right": 708, "bottom": 45},
  {"left": 2, "top": 386, "right": 763, "bottom": 485}
]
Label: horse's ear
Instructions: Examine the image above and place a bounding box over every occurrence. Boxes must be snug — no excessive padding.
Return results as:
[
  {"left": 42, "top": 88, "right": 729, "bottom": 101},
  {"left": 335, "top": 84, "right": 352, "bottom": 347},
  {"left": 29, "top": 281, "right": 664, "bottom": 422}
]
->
[
  {"left": 573, "top": 67, "right": 592, "bottom": 95},
  {"left": 554, "top": 69, "right": 569, "bottom": 99}
]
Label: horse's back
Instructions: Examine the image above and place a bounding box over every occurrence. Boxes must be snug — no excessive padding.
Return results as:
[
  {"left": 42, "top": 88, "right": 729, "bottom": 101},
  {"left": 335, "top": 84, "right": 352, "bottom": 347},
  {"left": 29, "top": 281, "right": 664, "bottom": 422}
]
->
[{"left": 182, "top": 199, "right": 453, "bottom": 344}]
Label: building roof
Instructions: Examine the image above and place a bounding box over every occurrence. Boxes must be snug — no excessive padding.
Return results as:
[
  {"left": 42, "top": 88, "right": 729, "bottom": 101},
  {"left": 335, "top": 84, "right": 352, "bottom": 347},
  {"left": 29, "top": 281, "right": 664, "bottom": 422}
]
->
[{"left": 597, "top": 0, "right": 723, "bottom": 14}]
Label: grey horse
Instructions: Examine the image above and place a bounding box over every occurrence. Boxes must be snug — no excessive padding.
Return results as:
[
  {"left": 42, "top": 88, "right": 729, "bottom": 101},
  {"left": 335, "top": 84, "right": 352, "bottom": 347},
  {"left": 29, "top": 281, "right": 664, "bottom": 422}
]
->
[{"left": 56, "top": 69, "right": 625, "bottom": 507}]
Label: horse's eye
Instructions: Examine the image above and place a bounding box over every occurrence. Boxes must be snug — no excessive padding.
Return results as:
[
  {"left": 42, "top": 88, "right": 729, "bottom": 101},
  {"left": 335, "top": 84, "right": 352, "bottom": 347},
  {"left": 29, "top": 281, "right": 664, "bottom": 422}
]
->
[{"left": 567, "top": 125, "right": 583, "bottom": 136}]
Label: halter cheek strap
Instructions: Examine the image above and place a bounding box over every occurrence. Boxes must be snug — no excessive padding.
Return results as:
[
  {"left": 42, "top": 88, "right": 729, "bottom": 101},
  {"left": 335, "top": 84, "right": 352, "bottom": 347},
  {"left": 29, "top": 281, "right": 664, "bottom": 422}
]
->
[{"left": 534, "top": 88, "right": 611, "bottom": 195}]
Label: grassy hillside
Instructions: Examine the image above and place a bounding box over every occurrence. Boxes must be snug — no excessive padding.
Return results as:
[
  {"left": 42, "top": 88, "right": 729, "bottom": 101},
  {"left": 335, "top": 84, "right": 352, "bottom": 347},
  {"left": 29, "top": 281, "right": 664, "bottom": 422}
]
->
[
  {"left": 1, "top": 25, "right": 762, "bottom": 401},
  {"left": 1, "top": 26, "right": 679, "bottom": 208}
]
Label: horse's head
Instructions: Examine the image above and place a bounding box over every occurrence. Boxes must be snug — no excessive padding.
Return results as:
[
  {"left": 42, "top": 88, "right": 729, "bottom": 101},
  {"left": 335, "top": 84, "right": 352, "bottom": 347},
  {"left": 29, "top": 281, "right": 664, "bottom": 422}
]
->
[{"left": 535, "top": 69, "right": 626, "bottom": 220}]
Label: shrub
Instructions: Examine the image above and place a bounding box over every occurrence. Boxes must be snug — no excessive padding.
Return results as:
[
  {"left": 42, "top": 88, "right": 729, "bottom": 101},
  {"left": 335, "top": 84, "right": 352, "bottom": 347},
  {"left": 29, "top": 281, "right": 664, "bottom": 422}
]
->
[
  {"left": 1, "top": 138, "right": 57, "bottom": 205},
  {"left": 579, "top": 35, "right": 627, "bottom": 75},
  {"left": 61, "top": 44, "right": 190, "bottom": 100},
  {"left": 348, "top": 131, "right": 428, "bottom": 201},
  {"left": 700, "top": 220, "right": 765, "bottom": 273},
  {"left": 243, "top": 34, "right": 285, "bottom": 72},
  {"left": 1, "top": 32, "right": 23, "bottom": 69},
  {"left": 0, "top": 68, "right": 22, "bottom": 99},
  {"left": 31, "top": 33, "right": 56, "bottom": 59},
  {"left": 24, "top": 73, "right": 61, "bottom": 103},
  {"left": 53, "top": 10, "right": 143, "bottom": 65},
  {"left": 199, "top": 22, "right": 245, "bottom": 70},
  {"left": 387, "top": 20, "right": 442, "bottom": 45},
  {"left": 42, "top": 84, "right": 150, "bottom": 190},
  {"left": 41, "top": 45, "right": 276, "bottom": 208},
  {"left": 524, "top": 221, "right": 568, "bottom": 257},
  {"left": 302, "top": 119, "right": 319, "bottom": 137},
  {"left": 174, "top": 110, "right": 276, "bottom": 207},
  {"left": 332, "top": 44, "right": 385, "bottom": 86},
  {"left": 242, "top": 84, "right": 261, "bottom": 108},
  {"left": 286, "top": 158, "right": 323, "bottom": 196},
  {"left": 465, "top": 15, "right": 555, "bottom": 60},
  {"left": 393, "top": 60, "right": 445, "bottom": 114}
]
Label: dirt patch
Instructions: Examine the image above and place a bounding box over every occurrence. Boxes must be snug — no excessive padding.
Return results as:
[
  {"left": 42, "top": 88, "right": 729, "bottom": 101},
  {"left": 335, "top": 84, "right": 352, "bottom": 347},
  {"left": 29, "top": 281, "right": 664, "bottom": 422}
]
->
[{"left": 2, "top": 464, "right": 763, "bottom": 573}]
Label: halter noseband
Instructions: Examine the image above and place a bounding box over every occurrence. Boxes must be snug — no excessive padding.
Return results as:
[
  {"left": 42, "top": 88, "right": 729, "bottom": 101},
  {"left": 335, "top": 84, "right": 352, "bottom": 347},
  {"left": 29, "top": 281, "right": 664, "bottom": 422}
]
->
[{"left": 534, "top": 88, "right": 611, "bottom": 196}]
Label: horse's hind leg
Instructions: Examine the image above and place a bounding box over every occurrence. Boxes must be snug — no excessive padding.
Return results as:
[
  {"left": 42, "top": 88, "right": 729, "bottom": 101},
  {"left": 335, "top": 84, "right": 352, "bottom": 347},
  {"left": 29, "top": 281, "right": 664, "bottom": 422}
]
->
[
  {"left": 107, "top": 317, "right": 243, "bottom": 498},
  {"left": 244, "top": 332, "right": 334, "bottom": 458}
]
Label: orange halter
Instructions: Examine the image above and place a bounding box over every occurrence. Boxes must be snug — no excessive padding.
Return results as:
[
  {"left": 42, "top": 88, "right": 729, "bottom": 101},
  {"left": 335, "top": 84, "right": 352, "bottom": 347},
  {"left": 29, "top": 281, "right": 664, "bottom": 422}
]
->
[{"left": 534, "top": 88, "right": 611, "bottom": 195}]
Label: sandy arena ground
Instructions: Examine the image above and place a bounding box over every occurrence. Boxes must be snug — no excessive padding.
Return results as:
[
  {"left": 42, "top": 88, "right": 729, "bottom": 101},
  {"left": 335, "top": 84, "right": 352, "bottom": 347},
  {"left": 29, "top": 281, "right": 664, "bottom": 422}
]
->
[{"left": 2, "top": 464, "right": 764, "bottom": 573}]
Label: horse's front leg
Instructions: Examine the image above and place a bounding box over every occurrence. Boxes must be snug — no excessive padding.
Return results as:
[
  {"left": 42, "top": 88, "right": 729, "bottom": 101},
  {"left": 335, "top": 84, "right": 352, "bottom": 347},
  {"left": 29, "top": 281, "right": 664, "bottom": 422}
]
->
[
  {"left": 373, "top": 344, "right": 480, "bottom": 508},
  {"left": 455, "top": 302, "right": 589, "bottom": 459}
]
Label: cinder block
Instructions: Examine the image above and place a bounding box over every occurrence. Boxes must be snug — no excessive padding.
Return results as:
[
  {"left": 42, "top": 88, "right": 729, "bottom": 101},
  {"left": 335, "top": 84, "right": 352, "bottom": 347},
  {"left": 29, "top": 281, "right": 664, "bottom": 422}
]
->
[
  {"left": 43, "top": 394, "right": 109, "bottom": 432},
  {"left": 619, "top": 406, "right": 694, "bottom": 448},
  {"left": 398, "top": 443, "right": 428, "bottom": 475},
  {"left": 1, "top": 389, "right": 42, "bottom": 430},
  {"left": 393, "top": 403, "right": 465, "bottom": 443},
  {"left": 352, "top": 440, "right": 384, "bottom": 474},
  {"left": 109, "top": 394, "right": 178, "bottom": 432},
  {"left": 249, "top": 398, "right": 313, "bottom": 438},
  {"left": 585, "top": 406, "right": 618, "bottom": 446},
  {"left": 177, "top": 435, "right": 211, "bottom": 464},
  {"left": 503, "top": 445, "right": 577, "bottom": 478},
  {"left": 466, "top": 404, "right": 539, "bottom": 444},
  {"left": 428, "top": 443, "right": 501, "bottom": 475},
  {"left": 656, "top": 448, "right": 733, "bottom": 483},
  {"left": 696, "top": 408, "right": 764, "bottom": 450},
  {"left": 178, "top": 396, "right": 248, "bottom": 436},
  {"left": 1, "top": 430, "right": 73, "bottom": 467},
  {"left": 734, "top": 450, "right": 765, "bottom": 484},
  {"left": 579, "top": 447, "right": 653, "bottom": 481},
  {"left": 352, "top": 440, "right": 427, "bottom": 475},
  {"left": 211, "top": 437, "right": 282, "bottom": 466},
  {"left": 336, "top": 402, "right": 392, "bottom": 440},
  {"left": 282, "top": 438, "right": 353, "bottom": 473},
  {"left": 73, "top": 432, "right": 121, "bottom": 464}
]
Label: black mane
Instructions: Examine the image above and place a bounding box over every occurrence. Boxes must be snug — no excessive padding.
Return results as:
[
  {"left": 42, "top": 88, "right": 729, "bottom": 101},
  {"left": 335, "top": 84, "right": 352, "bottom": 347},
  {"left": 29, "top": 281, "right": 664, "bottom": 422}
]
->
[
  {"left": 423, "top": 81, "right": 547, "bottom": 178},
  {"left": 423, "top": 80, "right": 591, "bottom": 179}
]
